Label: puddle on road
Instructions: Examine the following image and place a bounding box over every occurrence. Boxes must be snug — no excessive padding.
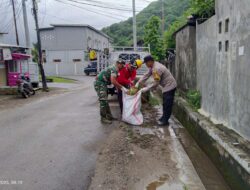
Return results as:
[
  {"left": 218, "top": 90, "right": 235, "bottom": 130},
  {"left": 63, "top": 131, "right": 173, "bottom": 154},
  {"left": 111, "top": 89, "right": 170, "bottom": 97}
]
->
[{"left": 146, "top": 174, "right": 184, "bottom": 190}]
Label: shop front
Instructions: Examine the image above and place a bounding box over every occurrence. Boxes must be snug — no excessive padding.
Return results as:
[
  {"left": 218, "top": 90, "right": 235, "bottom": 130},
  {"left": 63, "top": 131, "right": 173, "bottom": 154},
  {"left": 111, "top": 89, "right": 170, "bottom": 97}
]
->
[{"left": 7, "top": 53, "right": 31, "bottom": 86}]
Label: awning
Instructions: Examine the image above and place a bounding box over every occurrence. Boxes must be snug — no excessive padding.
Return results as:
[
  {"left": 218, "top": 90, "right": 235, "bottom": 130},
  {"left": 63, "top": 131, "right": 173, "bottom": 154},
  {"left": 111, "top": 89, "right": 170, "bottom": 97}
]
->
[{"left": 12, "top": 53, "right": 31, "bottom": 60}]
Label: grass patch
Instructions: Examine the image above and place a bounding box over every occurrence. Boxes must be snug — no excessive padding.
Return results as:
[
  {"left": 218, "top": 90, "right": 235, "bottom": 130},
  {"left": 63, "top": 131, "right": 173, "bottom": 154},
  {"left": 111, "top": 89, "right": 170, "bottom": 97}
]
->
[{"left": 45, "top": 76, "right": 76, "bottom": 83}]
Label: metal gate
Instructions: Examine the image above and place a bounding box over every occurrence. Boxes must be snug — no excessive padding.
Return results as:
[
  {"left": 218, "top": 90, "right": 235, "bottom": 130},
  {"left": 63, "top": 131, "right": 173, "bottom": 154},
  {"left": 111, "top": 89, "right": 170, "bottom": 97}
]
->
[{"left": 96, "top": 51, "right": 110, "bottom": 74}]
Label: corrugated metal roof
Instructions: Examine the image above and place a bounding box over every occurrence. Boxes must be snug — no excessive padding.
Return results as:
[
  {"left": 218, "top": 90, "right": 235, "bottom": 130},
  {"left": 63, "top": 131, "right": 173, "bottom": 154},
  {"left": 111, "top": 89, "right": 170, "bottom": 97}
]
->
[{"left": 39, "top": 24, "right": 111, "bottom": 39}]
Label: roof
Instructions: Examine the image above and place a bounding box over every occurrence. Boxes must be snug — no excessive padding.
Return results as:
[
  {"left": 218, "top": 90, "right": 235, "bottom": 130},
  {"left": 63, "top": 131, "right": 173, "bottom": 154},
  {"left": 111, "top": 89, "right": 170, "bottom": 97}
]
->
[
  {"left": 0, "top": 43, "right": 29, "bottom": 49},
  {"left": 12, "top": 53, "right": 31, "bottom": 60},
  {"left": 39, "top": 24, "right": 111, "bottom": 39}
]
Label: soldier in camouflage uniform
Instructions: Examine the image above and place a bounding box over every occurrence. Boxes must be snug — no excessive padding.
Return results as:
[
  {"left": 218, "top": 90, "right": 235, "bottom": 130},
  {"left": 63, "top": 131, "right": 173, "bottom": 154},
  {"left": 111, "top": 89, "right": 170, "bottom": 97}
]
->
[{"left": 94, "top": 60, "right": 127, "bottom": 124}]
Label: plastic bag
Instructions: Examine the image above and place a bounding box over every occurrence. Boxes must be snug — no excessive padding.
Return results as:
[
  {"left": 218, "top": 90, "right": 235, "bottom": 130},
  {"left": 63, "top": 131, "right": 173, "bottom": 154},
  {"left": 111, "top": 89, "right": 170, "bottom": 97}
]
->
[{"left": 122, "top": 90, "right": 143, "bottom": 125}]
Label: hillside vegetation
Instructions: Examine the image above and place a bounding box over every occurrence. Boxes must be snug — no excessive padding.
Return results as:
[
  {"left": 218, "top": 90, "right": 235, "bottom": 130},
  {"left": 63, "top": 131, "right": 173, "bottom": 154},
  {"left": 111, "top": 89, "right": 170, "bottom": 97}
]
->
[
  {"left": 102, "top": 0, "right": 190, "bottom": 46},
  {"left": 102, "top": 0, "right": 215, "bottom": 61}
]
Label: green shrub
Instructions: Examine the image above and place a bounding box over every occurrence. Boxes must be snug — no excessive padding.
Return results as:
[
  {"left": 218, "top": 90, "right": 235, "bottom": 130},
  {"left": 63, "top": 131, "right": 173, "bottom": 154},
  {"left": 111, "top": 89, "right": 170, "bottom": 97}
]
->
[
  {"left": 149, "top": 92, "right": 161, "bottom": 106},
  {"left": 186, "top": 90, "right": 201, "bottom": 109}
]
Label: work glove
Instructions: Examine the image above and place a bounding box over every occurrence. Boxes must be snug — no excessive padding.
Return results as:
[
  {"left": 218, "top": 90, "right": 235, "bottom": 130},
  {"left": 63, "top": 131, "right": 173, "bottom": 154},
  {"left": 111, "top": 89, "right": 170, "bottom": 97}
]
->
[
  {"left": 140, "top": 87, "right": 149, "bottom": 93},
  {"left": 121, "top": 87, "right": 128, "bottom": 93}
]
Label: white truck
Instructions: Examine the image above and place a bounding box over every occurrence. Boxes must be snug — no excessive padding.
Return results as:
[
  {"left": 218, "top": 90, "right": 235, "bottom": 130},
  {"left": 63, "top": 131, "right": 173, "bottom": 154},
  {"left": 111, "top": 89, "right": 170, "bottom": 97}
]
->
[
  {"left": 105, "top": 46, "right": 151, "bottom": 95},
  {"left": 29, "top": 62, "right": 39, "bottom": 88}
]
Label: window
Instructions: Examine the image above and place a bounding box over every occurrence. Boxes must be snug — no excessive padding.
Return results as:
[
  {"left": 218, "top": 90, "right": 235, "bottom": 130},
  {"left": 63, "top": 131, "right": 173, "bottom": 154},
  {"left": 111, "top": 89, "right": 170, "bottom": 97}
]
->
[
  {"left": 8, "top": 61, "right": 18, "bottom": 72},
  {"left": 219, "top": 22, "right": 222, "bottom": 34},
  {"left": 53, "top": 59, "right": 61, "bottom": 63},
  {"left": 21, "top": 61, "right": 29, "bottom": 73},
  {"left": 219, "top": 41, "right": 222, "bottom": 52},
  {"left": 87, "top": 37, "right": 92, "bottom": 49},
  {"left": 119, "top": 53, "right": 130, "bottom": 61},
  {"left": 0, "top": 49, "right": 3, "bottom": 61},
  {"left": 225, "top": 18, "right": 229, "bottom": 33},
  {"left": 91, "top": 61, "right": 97, "bottom": 67},
  {"left": 42, "top": 50, "right": 46, "bottom": 63},
  {"left": 118, "top": 53, "right": 140, "bottom": 62},
  {"left": 73, "top": 59, "right": 81, "bottom": 62},
  {"left": 225, "top": 41, "right": 229, "bottom": 52}
]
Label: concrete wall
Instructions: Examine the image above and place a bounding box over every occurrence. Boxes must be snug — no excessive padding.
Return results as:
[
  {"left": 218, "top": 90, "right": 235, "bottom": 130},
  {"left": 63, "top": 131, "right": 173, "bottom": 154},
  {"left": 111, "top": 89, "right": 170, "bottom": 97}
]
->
[
  {"left": 0, "top": 34, "right": 4, "bottom": 43},
  {"left": 43, "top": 50, "right": 87, "bottom": 76},
  {"left": 175, "top": 25, "right": 197, "bottom": 91},
  {"left": 196, "top": 0, "right": 250, "bottom": 140},
  {"left": 41, "top": 26, "right": 109, "bottom": 51},
  {"left": 196, "top": 15, "right": 230, "bottom": 125}
]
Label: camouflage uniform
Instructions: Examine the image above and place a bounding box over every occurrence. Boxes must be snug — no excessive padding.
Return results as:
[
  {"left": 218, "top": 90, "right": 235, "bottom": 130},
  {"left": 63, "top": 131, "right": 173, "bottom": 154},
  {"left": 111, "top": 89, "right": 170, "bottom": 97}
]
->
[{"left": 94, "top": 65, "right": 118, "bottom": 121}]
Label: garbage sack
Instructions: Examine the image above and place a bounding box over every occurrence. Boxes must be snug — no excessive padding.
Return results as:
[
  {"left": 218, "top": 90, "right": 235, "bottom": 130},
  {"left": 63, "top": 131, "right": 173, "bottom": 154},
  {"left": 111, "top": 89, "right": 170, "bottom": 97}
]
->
[{"left": 122, "top": 90, "right": 143, "bottom": 125}]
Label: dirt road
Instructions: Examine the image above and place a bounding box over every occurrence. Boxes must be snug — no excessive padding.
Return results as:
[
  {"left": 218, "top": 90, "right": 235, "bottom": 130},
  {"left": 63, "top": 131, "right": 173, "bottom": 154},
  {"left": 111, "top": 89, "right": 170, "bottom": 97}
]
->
[{"left": 89, "top": 104, "right": 231, "bottom": 190}]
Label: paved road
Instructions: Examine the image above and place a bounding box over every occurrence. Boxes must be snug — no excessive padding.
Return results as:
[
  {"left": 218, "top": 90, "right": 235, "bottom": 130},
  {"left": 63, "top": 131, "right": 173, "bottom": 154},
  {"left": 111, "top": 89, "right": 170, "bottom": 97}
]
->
[{"left": 0, "top": 76, "right": 115, "bottom": 190}]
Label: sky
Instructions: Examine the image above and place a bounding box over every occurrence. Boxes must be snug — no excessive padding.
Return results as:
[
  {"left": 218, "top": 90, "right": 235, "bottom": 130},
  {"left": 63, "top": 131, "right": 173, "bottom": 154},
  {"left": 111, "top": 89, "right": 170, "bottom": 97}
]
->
[{"left": 0, "top": 0, "right": 156, "bottom": 46}]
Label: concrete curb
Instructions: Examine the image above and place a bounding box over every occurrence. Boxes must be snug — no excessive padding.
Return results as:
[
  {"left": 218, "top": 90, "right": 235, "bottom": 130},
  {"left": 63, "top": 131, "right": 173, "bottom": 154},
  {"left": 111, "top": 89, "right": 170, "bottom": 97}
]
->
[{"left": 173, "top": 97, "right": 250, "bottom": 190}]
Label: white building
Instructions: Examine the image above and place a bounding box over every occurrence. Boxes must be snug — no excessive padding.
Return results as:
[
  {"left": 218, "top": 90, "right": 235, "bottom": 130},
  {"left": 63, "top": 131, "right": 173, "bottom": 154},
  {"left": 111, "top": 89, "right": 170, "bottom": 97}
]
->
[{"left": 40, "top": 24, "right": 111, "bottom": 76}]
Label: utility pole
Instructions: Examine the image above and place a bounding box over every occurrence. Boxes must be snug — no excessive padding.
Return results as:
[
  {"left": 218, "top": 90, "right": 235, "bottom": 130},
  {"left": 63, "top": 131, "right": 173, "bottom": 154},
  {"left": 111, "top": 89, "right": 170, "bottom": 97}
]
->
[
  {"left": 11, "top": 0, "right": 19, "bottom": 45},
  {"left": 22, "top": 0, "right": 31, "bottom": 50},
  {"left": 32, "top": 0, "right": 48, "bottom": 91},
  {"left": 161, "top": 0, "right": 165, "bottom": 36},
  {"left": 132, "top": 0, "right": 137, "bottom": 51}
]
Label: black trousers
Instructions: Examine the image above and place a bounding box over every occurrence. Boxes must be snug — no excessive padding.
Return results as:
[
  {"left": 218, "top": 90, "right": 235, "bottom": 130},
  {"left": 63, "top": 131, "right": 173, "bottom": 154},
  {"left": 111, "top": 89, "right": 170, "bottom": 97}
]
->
[
  {"left": 161, "top": 88, "right": 176, "bottom": 123},
  {"left": 117, "top": 85, "right": 129, "bottom": 113},
  {"left": 118, "top": 89, "right": 123, "bottom": 113}
]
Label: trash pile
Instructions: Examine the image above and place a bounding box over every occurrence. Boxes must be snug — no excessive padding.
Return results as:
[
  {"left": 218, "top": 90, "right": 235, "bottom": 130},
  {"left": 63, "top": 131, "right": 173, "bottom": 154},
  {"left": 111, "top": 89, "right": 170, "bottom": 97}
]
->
[{"left": 127, "top": 86, "right": 140, "bottom": 96}]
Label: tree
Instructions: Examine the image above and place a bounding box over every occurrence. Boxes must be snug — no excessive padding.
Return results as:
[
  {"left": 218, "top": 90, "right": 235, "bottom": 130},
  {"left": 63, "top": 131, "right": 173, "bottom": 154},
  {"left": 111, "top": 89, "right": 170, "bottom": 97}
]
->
[
  {"left": 144, "top": 16, "right": 164, "bottom": 61},
  {"left": 102, "top": 0, "right": 190, "bottom": 46},
  {"left": 191, "top": 0, "right": 215, "bottom": 18},
  {"left": 31, "top": 43, "right": 38, "bottom": 63},
  {"left": 164, "top": 0, "right": 215, "bottom": 49}
]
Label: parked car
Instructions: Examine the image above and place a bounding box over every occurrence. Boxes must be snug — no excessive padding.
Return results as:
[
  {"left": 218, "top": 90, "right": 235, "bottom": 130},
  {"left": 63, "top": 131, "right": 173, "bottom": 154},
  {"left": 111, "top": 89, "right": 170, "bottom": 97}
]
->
[{"left": 84, "top": 61, "right": 97, "bottom": 75}]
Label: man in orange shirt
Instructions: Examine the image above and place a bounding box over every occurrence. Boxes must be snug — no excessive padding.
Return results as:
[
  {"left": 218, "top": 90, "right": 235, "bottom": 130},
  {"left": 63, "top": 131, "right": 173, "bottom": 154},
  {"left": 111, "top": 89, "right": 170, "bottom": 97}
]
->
[{"left": 117, "top": 59, "right": 143, "bottom": 112}]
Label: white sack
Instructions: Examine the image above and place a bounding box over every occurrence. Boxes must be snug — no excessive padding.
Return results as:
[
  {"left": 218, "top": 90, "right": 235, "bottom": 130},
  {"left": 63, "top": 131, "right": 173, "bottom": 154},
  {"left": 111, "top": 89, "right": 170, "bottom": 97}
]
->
[{"left": 122, "top": 90, "right": 143, "bottom": 125}]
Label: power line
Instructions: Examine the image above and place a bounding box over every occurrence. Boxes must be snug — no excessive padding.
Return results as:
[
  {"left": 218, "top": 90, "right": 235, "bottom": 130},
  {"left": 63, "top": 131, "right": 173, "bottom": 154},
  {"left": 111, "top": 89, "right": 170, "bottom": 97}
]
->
[
  {"left": 76, "top": 0, "right": 145, "bottom": 9},
  {"left": 54, "top": 0, "right": 127, "bottom": 20},
  {"left": 62, "top": 0, "right": 135, "bottom": 12},
  {"left": 1, "top": 0, "right": 22, "bottom": 33},
  {"left": 11, "top": 0, "right": 20, "bottom": 44},
  {"left": 39, "top": 11, "right": 79, "bottom": 23}
]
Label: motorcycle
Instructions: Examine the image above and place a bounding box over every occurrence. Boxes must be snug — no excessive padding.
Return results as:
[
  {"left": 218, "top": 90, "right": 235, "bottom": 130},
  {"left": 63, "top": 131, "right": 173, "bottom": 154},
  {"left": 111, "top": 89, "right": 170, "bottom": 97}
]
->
[{"left": 17, "top": 75, "right": 36, "bottom": 98}]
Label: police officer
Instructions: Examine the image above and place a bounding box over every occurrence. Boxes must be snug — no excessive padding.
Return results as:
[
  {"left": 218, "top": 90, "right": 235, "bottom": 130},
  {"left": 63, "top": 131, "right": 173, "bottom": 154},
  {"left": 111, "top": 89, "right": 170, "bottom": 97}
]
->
[
  {"left": 137, "top": 55, "right": 177, "bottom": 126},
  {"left": 94, "top": 60, "right": 128, "bottom": 124}
]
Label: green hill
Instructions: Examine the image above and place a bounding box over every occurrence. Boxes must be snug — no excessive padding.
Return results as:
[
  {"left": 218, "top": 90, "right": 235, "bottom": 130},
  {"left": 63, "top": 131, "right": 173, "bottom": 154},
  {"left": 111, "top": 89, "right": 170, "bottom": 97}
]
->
[{"left": 102, "top": 0, "right": 191, "bottom": 46}]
